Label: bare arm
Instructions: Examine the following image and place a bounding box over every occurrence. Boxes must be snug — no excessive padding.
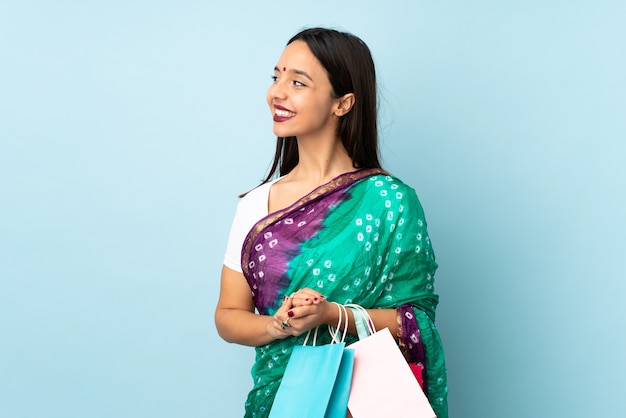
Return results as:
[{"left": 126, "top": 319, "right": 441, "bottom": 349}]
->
[
  {"left": 215, "top": 269, "right": 398, "bottom": 346},
  {"left": 283, "top": 288, "right": 399, "bottom": 338},
  {"left": 215, "top": 265, "right": 293, "bottom": 346}
]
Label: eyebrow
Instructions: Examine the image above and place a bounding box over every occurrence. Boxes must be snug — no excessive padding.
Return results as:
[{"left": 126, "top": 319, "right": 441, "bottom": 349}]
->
[{"left": 274, "top": 66, "right": 314, "bottom": 82}]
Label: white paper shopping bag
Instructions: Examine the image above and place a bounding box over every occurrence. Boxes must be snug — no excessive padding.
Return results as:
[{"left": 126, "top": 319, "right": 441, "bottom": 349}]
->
[{"left": 347, "top": 327, "right": 436, "bottom": 418}]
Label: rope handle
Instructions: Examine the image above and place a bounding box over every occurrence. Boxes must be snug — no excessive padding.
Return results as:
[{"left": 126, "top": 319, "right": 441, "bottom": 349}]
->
[
  {"left": 344, "top": 303, "right": 376, "bottom": 340},
  {"left": 303, "top": 302, "right": 348, "bottom": 346}
]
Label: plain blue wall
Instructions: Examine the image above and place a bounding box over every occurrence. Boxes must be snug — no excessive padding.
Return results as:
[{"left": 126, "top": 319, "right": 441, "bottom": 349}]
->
[{"left": 1, "top": 1, "right": 624, "bottom": 417}]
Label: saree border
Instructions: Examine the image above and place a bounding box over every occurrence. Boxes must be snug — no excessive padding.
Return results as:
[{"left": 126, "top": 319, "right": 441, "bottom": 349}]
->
[{"left": 241, "top": 167, "right": 386, "bottom": 279}]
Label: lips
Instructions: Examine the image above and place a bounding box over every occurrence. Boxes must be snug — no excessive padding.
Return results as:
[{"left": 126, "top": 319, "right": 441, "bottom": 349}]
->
[{"left": 273, "top": 104, "right": 295, "bottom": 122}]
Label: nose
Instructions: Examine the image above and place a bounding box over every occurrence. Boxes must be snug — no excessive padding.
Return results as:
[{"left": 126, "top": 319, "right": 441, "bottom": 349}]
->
[{"left": 268, "top": 78, "right": 287, "bottom": 101}]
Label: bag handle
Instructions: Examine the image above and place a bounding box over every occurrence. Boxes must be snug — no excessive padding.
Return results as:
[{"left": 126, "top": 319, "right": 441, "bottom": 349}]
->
[
  {"left": 303, "top": 302, "right": 348, "bottom": 346},
  {"left": 345, "top": 303, "right": 376, "bottom": 340},
  {"left": 328, "top": 302, "right": 349, "bottom": 344}
]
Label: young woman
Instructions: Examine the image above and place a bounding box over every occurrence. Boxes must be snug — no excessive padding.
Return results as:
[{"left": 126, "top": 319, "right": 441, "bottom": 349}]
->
[{"left": 215, "top": 27, "right": 448, "bottom": 418}]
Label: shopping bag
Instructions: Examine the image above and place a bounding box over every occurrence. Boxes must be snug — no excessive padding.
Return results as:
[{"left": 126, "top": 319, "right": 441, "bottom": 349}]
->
[
  {"left": 326, "top": 345, "right": 354, "bottom": 418},
  {"left": 269, "top": 343, "right": 347, "bottom": 417},
  {"left": 346, "top": 305, "right": 436, "bottom": 418},
  {"left": 269, "top": 303, "right": 354, "bottom": 418}
]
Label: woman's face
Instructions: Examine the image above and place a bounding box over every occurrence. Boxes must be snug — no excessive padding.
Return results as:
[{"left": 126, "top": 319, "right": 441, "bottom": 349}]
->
[{"left": 267, "top": 40, "right": 340, "bottom": 140}]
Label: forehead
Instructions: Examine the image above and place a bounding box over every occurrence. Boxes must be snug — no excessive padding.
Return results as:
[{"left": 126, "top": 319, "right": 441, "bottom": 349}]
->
[{"left": 276, "top": 40, "right": 326, "bottom": 75}]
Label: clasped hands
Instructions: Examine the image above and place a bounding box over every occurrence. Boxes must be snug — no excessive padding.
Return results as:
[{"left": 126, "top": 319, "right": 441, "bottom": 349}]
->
[{"left": 271, "top": 288, "right": 332, "bottom": 339}]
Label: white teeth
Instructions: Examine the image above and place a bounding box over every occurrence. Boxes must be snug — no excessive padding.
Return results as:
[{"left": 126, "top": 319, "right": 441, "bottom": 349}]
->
[{"left": 275, "top": 109, "right": 295, "bottom": 117}]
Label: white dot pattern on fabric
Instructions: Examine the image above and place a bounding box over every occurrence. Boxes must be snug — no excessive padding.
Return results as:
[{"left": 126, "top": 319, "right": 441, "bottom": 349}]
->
[
  {"left": 246, "top": 174, "right": 441, "bottom": 416},
  {"left": 364, "top": 176, "right": 431, "bottom": 303}
]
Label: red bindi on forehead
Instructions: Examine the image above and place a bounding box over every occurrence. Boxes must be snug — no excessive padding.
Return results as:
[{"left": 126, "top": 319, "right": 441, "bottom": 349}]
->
[{"left": 283, "top": 67, "right": 286, "bottom": 72}]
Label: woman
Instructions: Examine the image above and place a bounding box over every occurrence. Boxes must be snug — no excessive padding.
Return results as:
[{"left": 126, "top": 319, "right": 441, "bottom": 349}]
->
[{"left": 215, "top": 27, "right": 448, "bottom": 418}]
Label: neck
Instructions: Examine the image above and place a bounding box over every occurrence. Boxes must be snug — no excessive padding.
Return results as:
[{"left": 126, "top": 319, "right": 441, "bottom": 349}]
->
[{"left": 290, "top": 134, "right": 354, "bottom": 185}]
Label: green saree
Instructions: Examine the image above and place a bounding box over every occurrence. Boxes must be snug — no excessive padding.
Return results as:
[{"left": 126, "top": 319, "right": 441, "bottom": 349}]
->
[{"left": 241, "top": 169, "right": 448, "bottom": 417}]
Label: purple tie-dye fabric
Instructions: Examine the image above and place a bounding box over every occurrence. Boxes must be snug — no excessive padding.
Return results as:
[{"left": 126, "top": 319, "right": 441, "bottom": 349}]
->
[
  {"left": 242, "top": 190, "right": 348, "bottom": 315},
  {"left": 398, "top": 304, "right": 428, "bottom": 394},
  {"left": 239, "top": 169, "right": 448, "bottom": 418}
]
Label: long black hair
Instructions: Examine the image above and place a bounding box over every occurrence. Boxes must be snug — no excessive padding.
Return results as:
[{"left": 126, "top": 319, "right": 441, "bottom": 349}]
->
[{"left": 262, "top": 27, "right": 381, "bottom": 183}]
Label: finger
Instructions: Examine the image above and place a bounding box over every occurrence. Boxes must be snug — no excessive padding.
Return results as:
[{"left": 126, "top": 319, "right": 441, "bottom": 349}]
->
[
  {"left": 272, "top": 314, "right": 293, "bottom": 334},
  {"left": 283, "top": 304, "right": 321, "bottom": 321},
  {"left": 301, "top": 288, "right": 326, "bottom": 303},
  {"left": 275, "top": 296, "right": 294, "bottom": 315},
  {"left": 298, "top": 288, "right": 324, "bottom": 298},
  {"left": 292, "top": 290, "right": 325, "bottom": 306},
  {"left": 281, "top": 294, "right": 294, "bottom": 306},
  {"left": 273, "top": 300, "right": 297, "bottom": 327},
  {"left": 291, "top": 295, "right": 313, "bottom": 307},
  {"left": 278, "top": 311, "right": 323, "bottom": 336}
]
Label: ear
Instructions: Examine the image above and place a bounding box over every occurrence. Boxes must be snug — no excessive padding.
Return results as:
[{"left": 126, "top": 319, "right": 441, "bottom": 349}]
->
[{"left": 334, "top": 93, "right": 355, "bottom": 117}]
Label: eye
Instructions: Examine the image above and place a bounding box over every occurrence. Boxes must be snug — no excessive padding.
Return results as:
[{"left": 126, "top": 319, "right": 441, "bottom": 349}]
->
[
  {"left": 294, "top": 80, "right": 306, "bottom": 87},
  {"left": 270, "top": 75, "right": 278, "bottom": 83}
]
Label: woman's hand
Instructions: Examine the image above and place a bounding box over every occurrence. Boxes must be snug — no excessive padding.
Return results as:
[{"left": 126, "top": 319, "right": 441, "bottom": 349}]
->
[
  {"left": 290, "top": 287, "right": 326, "bottom": 307},
  {"left": 269, "top": 287, "right": 401, "bottom": 342},
  {"left": 272, "top": 289, "right": 335, "bottom": 336},
  {"left": 267, "top": 295, "right": 299, "bottom": 339}
]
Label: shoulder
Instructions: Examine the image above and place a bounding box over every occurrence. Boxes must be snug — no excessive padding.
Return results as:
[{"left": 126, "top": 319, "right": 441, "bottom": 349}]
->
[
  {"left": 359, "top": 173, "right": 425, "bottom": 216},
  {"left": 236, "top": 179, "right": 276, "bottom": 212},
  {"left": 361, "top": 173, "right": 419, "bottom": 200}
]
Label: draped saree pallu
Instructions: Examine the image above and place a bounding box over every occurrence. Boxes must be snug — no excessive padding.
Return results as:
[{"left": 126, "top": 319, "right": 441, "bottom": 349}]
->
[{"left": 241, "top": 169, "right": 448, "bottom": 418}]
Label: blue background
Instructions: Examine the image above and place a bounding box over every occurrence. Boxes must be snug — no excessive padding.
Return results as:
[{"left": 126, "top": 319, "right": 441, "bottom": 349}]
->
[{"left": 1, "top": 1, "right": 624, "bottom": 417}]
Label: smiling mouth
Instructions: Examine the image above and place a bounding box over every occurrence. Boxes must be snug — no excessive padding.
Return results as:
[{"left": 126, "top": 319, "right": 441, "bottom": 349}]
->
[
  {"left": 273, "top": 106, "right": 296, "bottom": 122},
  {"left": 275, "top": 109, "right": 296, "bottom": 117}
]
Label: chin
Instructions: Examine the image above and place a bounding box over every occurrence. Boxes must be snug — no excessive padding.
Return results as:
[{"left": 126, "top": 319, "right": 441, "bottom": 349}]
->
[{"left": 273, "top": 128, "right": 296, "bottom": 138}]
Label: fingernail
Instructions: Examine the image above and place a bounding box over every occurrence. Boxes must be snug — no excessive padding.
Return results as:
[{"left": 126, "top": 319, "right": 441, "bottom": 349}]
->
[
  {"left": 320, "top": 296, "right": 325, "bottom": 300},
  {"left": 305, "top": 298, "right": 311, "bottom": 302},
  {"left": 314, "top": 298, "right": 319, "bottom": 302},
  {"left": 283, "top": 295, "right": 288, "bottom": 301},
  {"left": 287, "top": 310, "right": 294, "bottom": 318}
]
